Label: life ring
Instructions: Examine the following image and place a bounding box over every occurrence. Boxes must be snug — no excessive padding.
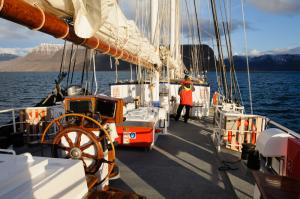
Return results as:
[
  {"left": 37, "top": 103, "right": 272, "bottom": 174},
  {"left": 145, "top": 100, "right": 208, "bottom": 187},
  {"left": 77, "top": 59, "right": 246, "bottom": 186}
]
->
[
  {"left": 228, "top": 130, "right": 232, "bottom": 143},
  {"left": 251, "top": 123, "right": 257, "bottom": 144},
  {"left": 212, "top": 92, "right": 219, "bottom": 106}
]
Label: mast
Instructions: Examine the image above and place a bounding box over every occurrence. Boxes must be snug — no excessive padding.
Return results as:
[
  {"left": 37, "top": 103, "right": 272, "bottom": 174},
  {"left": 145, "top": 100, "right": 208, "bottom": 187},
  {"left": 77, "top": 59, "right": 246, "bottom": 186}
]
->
[
  {"left": 210, "top": 0, "right": 228, "bottom": 99},
  {"left": 150, "top": 0, "right": 160, "bottom": 104},
  {"left": 170, "top": 0, "right": 175, "bottom": 79},
  {"left": 170, "top": 0, "right": 181, "bottom": 79},
  {"left": 151, "top": 0, "right": 159, "bottom": 50}
]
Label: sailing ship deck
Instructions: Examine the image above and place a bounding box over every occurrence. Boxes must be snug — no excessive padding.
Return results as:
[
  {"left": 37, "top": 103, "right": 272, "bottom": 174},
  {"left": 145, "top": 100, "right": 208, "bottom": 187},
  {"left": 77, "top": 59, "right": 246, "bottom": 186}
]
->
[
  {"left": 111, "top": 117, "right": 255, "bottom": 199},
  {"left": 10, "top": 113, "right": 256, "bottom": 198}
]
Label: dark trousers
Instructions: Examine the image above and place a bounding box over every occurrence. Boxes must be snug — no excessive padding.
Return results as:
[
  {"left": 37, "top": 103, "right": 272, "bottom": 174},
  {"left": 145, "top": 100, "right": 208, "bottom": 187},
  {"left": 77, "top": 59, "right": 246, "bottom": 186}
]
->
[{"left": 175, "top": 104, "right": 191, "bottom": 122}]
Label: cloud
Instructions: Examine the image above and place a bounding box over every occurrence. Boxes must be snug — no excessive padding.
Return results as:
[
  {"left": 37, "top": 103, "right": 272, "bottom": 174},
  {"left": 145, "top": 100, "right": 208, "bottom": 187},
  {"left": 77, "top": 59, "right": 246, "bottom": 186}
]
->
[
  {"left": 0, "top": 19, "right": 62, "bottom": 48},
  {"left": 248, "top": 49, "right": 263, "bottom": 56},
  {"left": 119, "top": 1, "right": 255, "bottom": 43},
  {"left": 0, "top": 21, "right": 30, "bottom": 40},
  {"left": 242, "top": 46, "right": 300, "bottom": 57},
  {"left": 119, "top": 0, "right": 149, "bottom": 20},
  {"left": 181, "top": 18, "right": 254, "bottom": 42},
  {"left": 0, "top": 47, "right": 32, "bottom": 56},
  {"left": 248, "top": 0, "right": 300, "bottom": 14}
]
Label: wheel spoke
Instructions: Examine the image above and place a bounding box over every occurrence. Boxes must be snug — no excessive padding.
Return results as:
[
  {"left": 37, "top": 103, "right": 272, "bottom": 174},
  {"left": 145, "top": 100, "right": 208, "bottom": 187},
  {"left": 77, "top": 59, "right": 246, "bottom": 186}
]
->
[
  {"left": 80, "top": 117, "right": 85, "bottom": 127},
  {"left": 56, "top": 144, "right": 71, "bottom": 151},
  {"left": 64, "top": 133, "right": 74, "bottom": 147},
  {"left": 98, "top": 134, "right": 106, "bottom": 142},
  {"left": 80, "top": 142, "right": 93, "bottom": 151},
  {"left": 82, "top": 152, "right": 97, "bottom": 159},
  {"left": 55, "top": 120, "right": 64, "bottom": 131},
  {"left": 75, "top": 131, "right": 82, "bottom": 147}
]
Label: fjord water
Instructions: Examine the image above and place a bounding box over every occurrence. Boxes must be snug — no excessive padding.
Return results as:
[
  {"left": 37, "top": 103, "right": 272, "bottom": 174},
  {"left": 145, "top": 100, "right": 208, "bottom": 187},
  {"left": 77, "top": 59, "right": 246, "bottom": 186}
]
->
[{"left": 0, "top": 71, "right": 299, "bottom": 133}]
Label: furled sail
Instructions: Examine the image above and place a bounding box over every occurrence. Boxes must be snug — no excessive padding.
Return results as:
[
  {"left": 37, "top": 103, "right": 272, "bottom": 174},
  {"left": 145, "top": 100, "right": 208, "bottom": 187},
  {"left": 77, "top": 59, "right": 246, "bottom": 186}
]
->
[
  {"left": 33, "top": 0, "right": 161, "bottom": 67},
  {"left": 2, "top": 0, "right": 161, "bottom": 69}
]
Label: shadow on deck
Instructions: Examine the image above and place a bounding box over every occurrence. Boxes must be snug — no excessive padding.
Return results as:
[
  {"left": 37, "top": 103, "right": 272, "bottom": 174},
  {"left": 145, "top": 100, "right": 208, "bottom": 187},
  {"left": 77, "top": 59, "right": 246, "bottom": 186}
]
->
[{"left": 111, "top": 118, "right": 254, "bottom": 199}]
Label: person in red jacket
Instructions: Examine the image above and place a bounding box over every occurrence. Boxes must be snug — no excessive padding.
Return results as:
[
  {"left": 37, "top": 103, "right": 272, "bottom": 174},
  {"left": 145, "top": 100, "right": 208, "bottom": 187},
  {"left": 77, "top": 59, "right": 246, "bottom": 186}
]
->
[{"left": 175, "top": 75, "right": 195, "bottom": 123}]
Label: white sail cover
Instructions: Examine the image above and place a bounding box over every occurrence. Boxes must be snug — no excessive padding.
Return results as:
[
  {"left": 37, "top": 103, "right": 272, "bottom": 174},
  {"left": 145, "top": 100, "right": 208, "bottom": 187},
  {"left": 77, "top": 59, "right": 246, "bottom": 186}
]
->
[
  {"left": 24, "top": 0, "right": 161, "bottom": 67},
  {"left": 256, "top": 128, "right": 292, "bottom": 157}
]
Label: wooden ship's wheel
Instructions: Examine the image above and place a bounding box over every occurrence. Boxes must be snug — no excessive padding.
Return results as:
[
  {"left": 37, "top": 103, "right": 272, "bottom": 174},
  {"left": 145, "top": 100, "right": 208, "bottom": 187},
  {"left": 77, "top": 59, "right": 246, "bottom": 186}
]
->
[{"left": 41, "top": 113, "right": 115, "bottom": 179}]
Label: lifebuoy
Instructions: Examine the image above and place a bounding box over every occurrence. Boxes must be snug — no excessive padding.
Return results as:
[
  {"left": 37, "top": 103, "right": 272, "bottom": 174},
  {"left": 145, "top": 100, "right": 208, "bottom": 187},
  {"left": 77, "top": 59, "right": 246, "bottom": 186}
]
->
[
  {"left": 244, "top": 120, "right": 249, "bottom": 128},
  {"left": 251, "top": 123, "right": 257, "bottom": 144},
  {"left": 213, "top": 92, "right": 219, "bottom": 105},
  {"left": 228, "top": 130, "right": 232, "bottom": 143}
]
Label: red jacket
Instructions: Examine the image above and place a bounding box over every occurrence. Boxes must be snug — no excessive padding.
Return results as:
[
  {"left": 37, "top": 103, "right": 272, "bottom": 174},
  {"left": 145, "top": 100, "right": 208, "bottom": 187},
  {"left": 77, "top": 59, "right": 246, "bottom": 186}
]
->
[{"left": 179, "top": 85, "right": 193, "bottom": 106}]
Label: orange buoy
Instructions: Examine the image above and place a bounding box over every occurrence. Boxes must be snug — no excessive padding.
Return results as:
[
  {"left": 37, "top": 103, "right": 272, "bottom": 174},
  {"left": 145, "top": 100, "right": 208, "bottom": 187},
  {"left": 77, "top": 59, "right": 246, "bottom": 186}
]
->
[
  {"left": 213, "top": 92, "right": 219, "bottom": 105},
  {"left": 244, "top": 120, "right": 249, "bottom": 128},
  {"left": 228, "top": 131, "right": 232, "bottom": 143},
  {"left": 251, "top": 123, "right": 257, "bottom": 144}
]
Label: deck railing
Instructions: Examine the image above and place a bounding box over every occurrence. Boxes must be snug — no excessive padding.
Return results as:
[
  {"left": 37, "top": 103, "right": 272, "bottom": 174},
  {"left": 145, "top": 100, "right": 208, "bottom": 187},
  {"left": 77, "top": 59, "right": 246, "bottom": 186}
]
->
[
  {"left": 0, "top": 105, "right": 63, "bottom": 145},
  {"left": 213, "top": 106, "right": 299, "bottom": 152}
]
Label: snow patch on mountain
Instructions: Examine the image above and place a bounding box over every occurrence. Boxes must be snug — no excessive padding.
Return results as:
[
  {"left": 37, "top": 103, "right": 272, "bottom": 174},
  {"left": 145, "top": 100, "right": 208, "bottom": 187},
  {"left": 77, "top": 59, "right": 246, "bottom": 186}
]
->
[
  {"left": 248, "top": 46, "right": 300, "bottom": 57},
  {"left": 0, "top": 47, "right": 31, "bottom": 56},
  {"left": 29, "top": 43, "right": 63, "bottom": 55}
]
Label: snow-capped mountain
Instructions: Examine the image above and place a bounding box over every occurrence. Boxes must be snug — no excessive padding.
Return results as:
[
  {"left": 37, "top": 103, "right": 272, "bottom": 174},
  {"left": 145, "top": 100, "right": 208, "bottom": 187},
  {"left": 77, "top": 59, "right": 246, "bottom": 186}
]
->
[
  {"left": 0, "top": 43, "right": 85, "bottom": 71},
  {"left": 249, "top": 46, "right": 300, "bottom": 57},
  {"left": 226, "top": 54, "right": 300, "bottom": 71},
  {"left": 0, "top": 43, "right": 63, "bottom": 57},
  {"left": 264, "top": 47, "right": 300, "bottom": 55},
  {"left": 0, "top": 43, "right": 299, "bottom": 71},
  {"left": 0, "top": 47, "right": 31, "bottom": 56},
  {"left": 28, "top": 43, "right": 63, "bottom": 55}
]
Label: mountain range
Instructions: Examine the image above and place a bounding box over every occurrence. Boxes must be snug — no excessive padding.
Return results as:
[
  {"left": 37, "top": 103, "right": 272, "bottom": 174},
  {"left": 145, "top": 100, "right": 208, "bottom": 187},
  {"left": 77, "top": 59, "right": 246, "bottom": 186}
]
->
[
  {"left": 226, "top": 55, "right": 300, "bottom": 71},
  {"left": 0, "top": 43, "right": 299, "bottom": 72}
]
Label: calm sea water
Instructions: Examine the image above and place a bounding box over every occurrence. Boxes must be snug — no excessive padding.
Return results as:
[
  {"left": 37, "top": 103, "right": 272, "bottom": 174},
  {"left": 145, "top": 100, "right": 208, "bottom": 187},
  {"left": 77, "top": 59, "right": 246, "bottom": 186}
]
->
[{"left": 0, "top": 71, "right": 299, "bottom": 133}]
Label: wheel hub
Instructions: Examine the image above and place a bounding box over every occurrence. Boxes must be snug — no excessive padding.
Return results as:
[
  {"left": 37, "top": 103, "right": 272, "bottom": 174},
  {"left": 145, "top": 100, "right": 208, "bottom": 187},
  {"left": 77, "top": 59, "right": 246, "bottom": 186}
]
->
[{"left": 70, "top": 147, "right": 82, "bottom": 159}]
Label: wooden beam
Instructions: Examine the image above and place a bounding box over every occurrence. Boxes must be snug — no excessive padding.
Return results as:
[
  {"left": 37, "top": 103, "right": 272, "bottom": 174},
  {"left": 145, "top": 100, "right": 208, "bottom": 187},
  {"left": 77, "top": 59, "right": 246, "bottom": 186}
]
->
[{"left": 0, "top": 0, "right": 154, "bottom": 69}]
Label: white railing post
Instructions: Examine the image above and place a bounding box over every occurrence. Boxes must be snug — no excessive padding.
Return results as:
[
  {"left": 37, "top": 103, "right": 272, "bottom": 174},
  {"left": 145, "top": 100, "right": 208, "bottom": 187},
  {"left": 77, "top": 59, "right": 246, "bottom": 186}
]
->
[{"left": 12, "top": 110, "right": 16, "bottom": 133}]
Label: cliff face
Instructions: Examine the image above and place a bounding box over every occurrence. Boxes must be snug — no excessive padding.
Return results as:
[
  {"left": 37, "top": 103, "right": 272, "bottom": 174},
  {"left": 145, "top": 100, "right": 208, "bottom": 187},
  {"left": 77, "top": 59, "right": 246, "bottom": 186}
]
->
[
  {"left": 0, "top": 44, "right": 88, "bottom": 72},
  {"left": 0, "top": 43, "right": 126, "bottom": 71}
]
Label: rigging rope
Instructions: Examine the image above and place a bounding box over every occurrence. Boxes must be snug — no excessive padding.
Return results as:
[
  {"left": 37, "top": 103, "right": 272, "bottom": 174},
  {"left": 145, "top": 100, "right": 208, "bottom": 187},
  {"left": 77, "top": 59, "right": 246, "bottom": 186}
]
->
[
  {"left": 130, "top": 63, "right": 133, "bottom": 81},
  {"left": 59, "top": 40, "right": 67, "bottom": 76},
  {"left": 85, "top": 49, "right": 92, "bottom": 95},
  {"left": 81, "top": 48, "right": 88, "bottom": 86},
  {"left": 184, "top": 0, "right": 198, "bottom": 77},
  {"left": 109, "top": 56, "right": 113, "bottom": 69},
  {"left": 210, "top": 0, "right": 228, "bottom": 99},
  {"left": 222, "top": 0, "right": 243, "bottom": 105},
  {"left": 92, "top": 51, "right": 98, "bottom": 95},
  {"left": 66, "top": 44, "right": 74, "bottom": 88},
  {"left": 241, "top": 0, "right": 253, "bottom": 114},
  {"left": 218, "top": 0, "right": 233, "bottom": 101},
  {"left": 193, "top": 0, "right": 205, "bottom": 73},
  {"left": 115, "top": 59, "right": 119, "bottom": 83},
  {"left": 207, "top": 0, "right": 222, "bottom": 95},
  {"left": 70, "top": 45, "right": 78, "bottom": 84}
]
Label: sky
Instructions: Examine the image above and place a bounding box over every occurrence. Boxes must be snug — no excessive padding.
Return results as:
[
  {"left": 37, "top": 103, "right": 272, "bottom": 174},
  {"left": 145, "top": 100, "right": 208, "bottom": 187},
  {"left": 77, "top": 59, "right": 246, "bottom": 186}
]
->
[{"left": 0, "top": 0, "right": 299, "bottom": 56}]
